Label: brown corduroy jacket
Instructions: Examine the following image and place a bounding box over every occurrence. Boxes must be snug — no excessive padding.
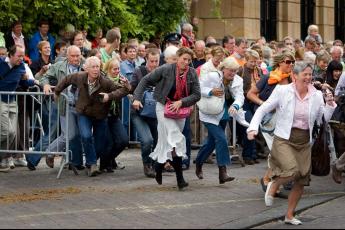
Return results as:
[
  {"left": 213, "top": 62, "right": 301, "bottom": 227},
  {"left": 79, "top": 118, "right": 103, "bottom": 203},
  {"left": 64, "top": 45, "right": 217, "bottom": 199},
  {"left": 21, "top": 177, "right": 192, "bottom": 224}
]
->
[{"left": 55, "top": 71, "right": 129, "bottom": 119}]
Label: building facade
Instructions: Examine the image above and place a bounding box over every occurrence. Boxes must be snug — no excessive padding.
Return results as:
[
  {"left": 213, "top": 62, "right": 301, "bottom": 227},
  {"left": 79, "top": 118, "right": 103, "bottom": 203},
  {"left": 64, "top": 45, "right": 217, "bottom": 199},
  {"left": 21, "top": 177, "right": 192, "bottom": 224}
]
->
[{"left": 191, "top": 0, "right": 342, "bottom": 43}]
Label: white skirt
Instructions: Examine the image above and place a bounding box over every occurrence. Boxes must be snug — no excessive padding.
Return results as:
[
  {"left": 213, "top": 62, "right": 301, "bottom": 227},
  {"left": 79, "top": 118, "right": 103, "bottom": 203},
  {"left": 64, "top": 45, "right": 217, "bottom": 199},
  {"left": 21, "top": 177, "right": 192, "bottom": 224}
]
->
[{"left": 149, "top": 102, "right": 187, "bottom": 163}]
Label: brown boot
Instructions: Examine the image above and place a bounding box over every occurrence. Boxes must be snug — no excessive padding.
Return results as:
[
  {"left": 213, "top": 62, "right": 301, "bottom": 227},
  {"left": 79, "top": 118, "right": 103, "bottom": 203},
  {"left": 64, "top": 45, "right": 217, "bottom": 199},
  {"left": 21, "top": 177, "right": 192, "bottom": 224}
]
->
[
  {"left": 219, "top": 166, "right": 235, "bottom": 184},
  {"left": 143, "top": 164, "right": 155, "bottom": 178},
  {"left": 46, "top": 156, "right": 54, "bottom": 168},
  {"left": 195, "top": 163, "right": 203, "bottom": 179}
]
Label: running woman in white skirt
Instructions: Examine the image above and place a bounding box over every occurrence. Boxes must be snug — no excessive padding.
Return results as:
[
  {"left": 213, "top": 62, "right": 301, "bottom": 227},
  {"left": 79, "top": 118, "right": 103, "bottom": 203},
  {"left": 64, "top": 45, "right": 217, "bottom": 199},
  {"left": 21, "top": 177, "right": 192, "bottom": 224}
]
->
[{"left": 132, "top": 47, "right": 201, "bottom": 190}]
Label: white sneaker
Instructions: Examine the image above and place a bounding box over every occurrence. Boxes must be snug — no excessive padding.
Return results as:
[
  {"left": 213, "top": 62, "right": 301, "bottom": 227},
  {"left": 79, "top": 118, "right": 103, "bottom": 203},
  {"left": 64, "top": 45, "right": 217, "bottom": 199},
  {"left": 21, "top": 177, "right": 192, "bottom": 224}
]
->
[
  {"left": 8, "top": 157, "right": 15, "bottom": 169},
  {"left": 284, "top": 217, "right": 302, "bottom": 225},
  {"left": 13, "top": 158, "right": 28, "bottom": 167},
  {"left": 265, "top": 181, "right": 274, "bottom": 207},
  {"left": 115, "top": 161, "right": 125, "bottom": 170},
  {"left": 0, "top": 159, "right": 10, "bottom": 172}
]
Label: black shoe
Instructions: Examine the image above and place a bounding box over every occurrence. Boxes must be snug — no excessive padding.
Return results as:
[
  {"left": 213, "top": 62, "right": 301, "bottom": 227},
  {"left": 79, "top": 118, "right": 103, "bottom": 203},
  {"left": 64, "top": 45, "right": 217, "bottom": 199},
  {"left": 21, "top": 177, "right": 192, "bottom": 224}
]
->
[
  {"left": 155, "top": 172, "right": 162, "bottom": 185},
  {"left": 27, "top": 161, "right": 36, "bottom": 171},
  {"left": 99, "top": 166, "right": 114, "bottom": 173},
  {"left": 69, "top": 165, "right": 85, "bottom": 171},
  {"left": 155, "top": 163, "right": 164, "bottom": 185},
  {"left": 244, "top": 159, "right": 255, "bottom": 165},
  {"left": 177, "top": 180, "right": 189, "bottom": 190},
  {"left": 76, "top": 165, "right": 85, "bottom": 170}
]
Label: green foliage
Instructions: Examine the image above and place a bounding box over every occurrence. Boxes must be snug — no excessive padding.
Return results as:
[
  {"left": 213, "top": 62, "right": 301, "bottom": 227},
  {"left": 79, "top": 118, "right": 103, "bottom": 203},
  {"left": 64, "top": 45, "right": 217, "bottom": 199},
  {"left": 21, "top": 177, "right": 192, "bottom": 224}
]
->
[{"left": 0, "top": 0, "right": 188, "bottom": 41}]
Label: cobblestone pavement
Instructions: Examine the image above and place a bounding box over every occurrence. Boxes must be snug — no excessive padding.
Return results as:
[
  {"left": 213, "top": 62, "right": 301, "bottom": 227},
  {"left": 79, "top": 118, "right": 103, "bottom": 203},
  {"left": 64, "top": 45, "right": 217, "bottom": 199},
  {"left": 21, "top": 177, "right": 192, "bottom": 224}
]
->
[{"left": 0, "top": 149, "right": 344, "bottom": 229}]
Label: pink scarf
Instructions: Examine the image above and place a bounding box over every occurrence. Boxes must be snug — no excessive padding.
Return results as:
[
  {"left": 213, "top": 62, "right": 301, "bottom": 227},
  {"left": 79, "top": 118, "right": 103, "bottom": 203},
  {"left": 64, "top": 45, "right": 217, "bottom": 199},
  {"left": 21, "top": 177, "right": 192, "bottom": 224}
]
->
[{"left": 173, "top": 65, "right": 189, "bottom": 100}]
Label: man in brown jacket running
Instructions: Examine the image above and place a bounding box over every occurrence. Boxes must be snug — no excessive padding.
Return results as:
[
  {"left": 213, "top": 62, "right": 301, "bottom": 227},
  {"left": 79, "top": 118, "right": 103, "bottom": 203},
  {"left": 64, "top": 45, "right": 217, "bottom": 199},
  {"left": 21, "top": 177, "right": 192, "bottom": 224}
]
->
[{"left": 55, "top": 56, "right": 130, "bottom": 176}]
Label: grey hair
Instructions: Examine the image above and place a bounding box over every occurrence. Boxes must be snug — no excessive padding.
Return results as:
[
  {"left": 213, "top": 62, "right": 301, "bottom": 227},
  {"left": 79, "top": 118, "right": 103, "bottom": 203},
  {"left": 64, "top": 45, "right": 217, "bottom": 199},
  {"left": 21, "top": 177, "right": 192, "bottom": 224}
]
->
[
  {"left": 330, "top": 45, "right": 344, "bottom": 56},
  {"left": 262, "top": 46, "right": 272, "bottom": 59},
  {"left": 292, "top": 61, "right": 313, "bottom": 74},
  {"left": 164, "top": 46, "right": 179, "bottom": 59},
  {"left": 303, "top": 51, "right": 316, "bottom": 65},
  {"left": 66, "top": 45, "right": 81, "bottom": 56},
  {"left": 194, "top": 40, "right": 206, "bottom": 48},
  {"left": 182, "top": 23, "right": 193, "bottom": 32},
  {"left": 84, "top": 56, "right": 101, "bottom": 68}
]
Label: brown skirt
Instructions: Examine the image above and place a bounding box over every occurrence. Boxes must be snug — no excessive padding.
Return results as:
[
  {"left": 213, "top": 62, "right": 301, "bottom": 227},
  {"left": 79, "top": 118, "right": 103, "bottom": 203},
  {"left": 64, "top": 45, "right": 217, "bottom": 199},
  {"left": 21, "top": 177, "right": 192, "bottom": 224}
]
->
[{"left": 269, "top": 128, "right": 311, "bottom": 185}]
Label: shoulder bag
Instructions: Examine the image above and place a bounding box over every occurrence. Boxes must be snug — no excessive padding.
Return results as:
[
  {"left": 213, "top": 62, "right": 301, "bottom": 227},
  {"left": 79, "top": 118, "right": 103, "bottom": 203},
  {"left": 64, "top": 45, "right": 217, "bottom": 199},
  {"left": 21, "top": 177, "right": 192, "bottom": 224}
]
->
[
  {"left": 311, "top": 116, "right": 331, "bottom": 176},
  {"left": 196, "top": 71, "right": 225, "bottom": 115}
]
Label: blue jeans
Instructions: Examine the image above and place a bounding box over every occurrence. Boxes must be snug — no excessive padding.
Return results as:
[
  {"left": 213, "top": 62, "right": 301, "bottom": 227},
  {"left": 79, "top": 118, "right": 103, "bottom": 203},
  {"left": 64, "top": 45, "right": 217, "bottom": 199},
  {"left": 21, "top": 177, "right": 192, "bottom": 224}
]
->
[
  {"left": 78, "top": 114, "right": 107, "bottom": 166},
  {"left": 182, "top": 117, "right": 191, "bottom": 167},
  {"left": 26, "top": 100, "right": 59, "bottom": 166},
  {"left": 131, "top": 112, "right": 157, "bottom": 164},
  {"left": 102, "top": 116, "right": 129, "bottom": 168},
  {"left": 241, "top": 100, "right": 257, "bottom": 160},
  {"left": 195, "top": 120, "right": 231, "bottom": 167},
  {"left": 122, "top": 97, "right": 136, "bottom": 141},
  {"left": 68, "top": 107, "right": 83, "bottom": 166}
]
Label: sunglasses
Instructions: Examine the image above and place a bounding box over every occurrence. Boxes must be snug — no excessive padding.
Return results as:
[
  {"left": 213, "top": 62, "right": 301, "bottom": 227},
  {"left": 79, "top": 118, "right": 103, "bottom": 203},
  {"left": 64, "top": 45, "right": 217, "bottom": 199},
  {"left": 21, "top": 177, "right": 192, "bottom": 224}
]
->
[{"left": 284, "top": 60, "right": 295, "bottom": 65}]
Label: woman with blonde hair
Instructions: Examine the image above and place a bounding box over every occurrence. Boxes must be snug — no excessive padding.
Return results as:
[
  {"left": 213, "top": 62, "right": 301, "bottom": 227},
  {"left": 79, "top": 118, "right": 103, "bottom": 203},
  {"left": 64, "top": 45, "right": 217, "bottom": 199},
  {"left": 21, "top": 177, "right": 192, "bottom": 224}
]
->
[
  {"left": 247, "top": 50, "right": 296, "bottom": 193},
  {"left": 30, "top": 41, "right": 53, "bottom": 78},
  {"left": 101, "top": 58, "right": 130, "bottom": 172},
  {"left": 313, "top": 50, "right": 331, "bottom": 84},
  {"left": 238, "top": 49, "right": 262, "bottom": 165},
  {"left": 195, "top": 57, "right": 243, "bottom": 184}
]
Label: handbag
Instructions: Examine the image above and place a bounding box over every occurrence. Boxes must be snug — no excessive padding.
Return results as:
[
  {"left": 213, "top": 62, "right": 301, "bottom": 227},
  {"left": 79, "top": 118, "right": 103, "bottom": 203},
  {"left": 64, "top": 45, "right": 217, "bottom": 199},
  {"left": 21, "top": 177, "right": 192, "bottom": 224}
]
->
[
  {"left": 164, "top": 99, "right": 192, "bottom": 119},
  {"left": 197, "top": 71, "right": 225, "bottom": 115},
  {"left": 164, "top": 73, "right": 191, "bottom": 119},
  {"left": 311, "top": 116, "right": 331, "bottom": 176},
  {"left": 197, "top": 95, "right": 224, "bottom": 115},
  {"left": 139, "top": 88, "right": 157, "bottom": 118}
]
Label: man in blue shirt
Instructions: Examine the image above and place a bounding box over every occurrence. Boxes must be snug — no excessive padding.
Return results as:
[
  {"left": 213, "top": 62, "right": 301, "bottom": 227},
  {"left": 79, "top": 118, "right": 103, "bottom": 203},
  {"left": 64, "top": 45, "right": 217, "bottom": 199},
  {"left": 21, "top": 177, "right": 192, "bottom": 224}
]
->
[
  {"left": 29, "top": 20, "right": 55, "bottom": 62},
  {"left": 120, "top": 45, "right": 137, "bottom": 139},
  {"left": 0, "top": 45, "right": 36, "bottom": 172}
]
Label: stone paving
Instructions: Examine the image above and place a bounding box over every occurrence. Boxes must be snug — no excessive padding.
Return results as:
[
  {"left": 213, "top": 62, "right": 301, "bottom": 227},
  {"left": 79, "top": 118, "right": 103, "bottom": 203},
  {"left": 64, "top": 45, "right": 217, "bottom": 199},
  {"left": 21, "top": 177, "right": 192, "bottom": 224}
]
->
[{"left": 0, "top": 149, "right": 344, "bottom": 229}]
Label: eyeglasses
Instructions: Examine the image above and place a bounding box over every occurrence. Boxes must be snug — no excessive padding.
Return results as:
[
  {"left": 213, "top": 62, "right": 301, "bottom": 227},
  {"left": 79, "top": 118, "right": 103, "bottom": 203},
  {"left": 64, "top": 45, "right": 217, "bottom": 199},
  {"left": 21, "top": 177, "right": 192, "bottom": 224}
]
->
[{"left": 284, "top": 60, "right": 295, "bottom": 65}]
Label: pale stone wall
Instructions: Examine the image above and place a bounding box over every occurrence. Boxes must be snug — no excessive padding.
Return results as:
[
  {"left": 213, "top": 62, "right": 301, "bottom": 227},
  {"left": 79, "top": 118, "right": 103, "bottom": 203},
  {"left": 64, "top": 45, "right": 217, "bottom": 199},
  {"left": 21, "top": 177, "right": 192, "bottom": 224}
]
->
[
  {"left": 315, "top": 0, "right": 335, "bottom": 43},
  {"left": 193, "top": 0, "right": 260, "bottom": 41},
  {"left": 277, "top": 0, "right": 301, "bottom": 41},
  {"left": 192, "top": 0, "right": 335, "bottom": 42}
]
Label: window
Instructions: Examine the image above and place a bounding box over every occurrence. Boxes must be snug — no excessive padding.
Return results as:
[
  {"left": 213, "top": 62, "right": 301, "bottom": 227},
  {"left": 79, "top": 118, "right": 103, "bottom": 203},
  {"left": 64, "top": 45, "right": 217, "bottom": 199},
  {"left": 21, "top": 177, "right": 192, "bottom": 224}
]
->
[
  {"left": 300, "top": 0, "right": 315, "bottom": 40},
  {"left": 260, "top": 0, "right": 277, "bottom": 41},
  {"left": 335, "top": 0, "right": 345, "bottom": 41}
]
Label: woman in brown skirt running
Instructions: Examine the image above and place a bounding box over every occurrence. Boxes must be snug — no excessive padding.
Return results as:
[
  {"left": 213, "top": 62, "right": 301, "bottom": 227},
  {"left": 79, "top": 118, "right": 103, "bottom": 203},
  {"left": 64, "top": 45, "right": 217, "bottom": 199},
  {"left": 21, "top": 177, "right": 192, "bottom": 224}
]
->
[{"left": 247, "top": 62, "right": 336, "bottom": 225}]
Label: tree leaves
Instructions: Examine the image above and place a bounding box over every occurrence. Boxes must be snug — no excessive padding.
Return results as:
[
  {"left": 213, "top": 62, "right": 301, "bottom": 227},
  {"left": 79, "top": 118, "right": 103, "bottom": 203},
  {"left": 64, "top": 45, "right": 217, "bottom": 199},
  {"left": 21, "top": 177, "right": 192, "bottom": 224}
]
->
[{"left": 0, "top": 0, "right": 187, "bottom": 41}]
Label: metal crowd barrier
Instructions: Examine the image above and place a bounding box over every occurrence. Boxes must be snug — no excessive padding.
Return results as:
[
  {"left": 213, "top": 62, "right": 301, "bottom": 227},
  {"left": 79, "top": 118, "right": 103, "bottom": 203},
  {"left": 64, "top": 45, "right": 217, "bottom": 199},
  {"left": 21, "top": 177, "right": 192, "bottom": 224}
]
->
[
  {"left": 121, "top": 97, "right": 244, "bottom": 166},
  {"left": 190, "top": 106, "right": 245, "bottom": 166},
  {"left": 0, "top": 88, "right": 71, "bottom": 178}
]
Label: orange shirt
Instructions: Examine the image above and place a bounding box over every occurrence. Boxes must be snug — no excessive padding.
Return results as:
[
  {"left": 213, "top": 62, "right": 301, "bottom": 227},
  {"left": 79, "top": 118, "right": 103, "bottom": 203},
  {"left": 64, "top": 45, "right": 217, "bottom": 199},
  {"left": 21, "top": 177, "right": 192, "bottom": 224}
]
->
[{"left": 231, "top": 53, "right": 246, "bottom": 67}]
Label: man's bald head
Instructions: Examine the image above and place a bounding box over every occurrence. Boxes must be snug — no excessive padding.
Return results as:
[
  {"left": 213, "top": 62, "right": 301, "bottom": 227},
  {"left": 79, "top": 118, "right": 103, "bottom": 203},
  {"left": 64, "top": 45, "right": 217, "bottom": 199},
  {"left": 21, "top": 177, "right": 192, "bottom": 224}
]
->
[{"left": 67, "top": 45, "right": 82, "bottom": 66}]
